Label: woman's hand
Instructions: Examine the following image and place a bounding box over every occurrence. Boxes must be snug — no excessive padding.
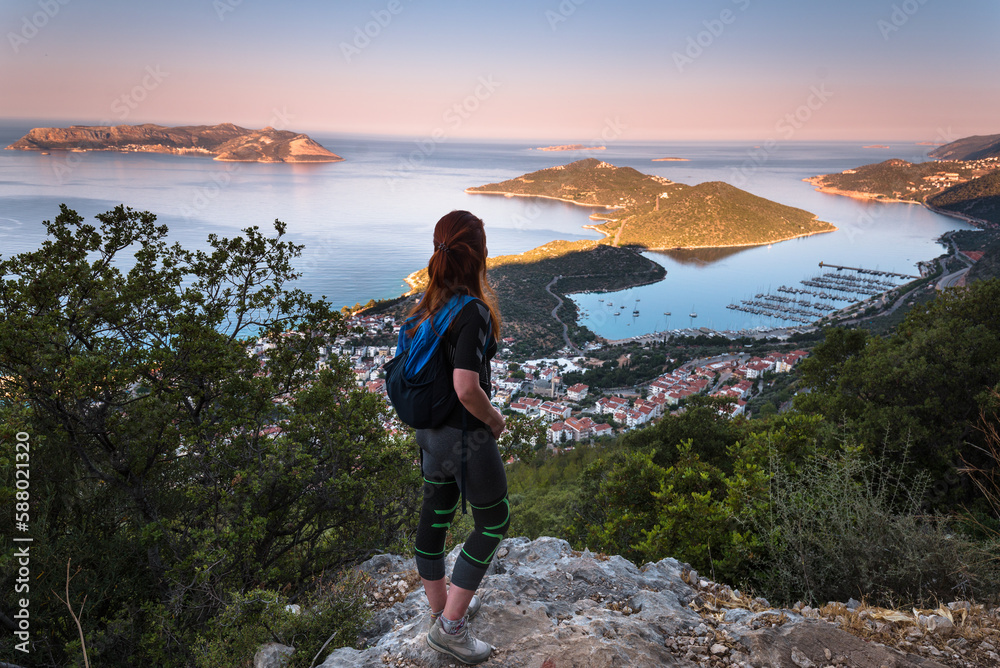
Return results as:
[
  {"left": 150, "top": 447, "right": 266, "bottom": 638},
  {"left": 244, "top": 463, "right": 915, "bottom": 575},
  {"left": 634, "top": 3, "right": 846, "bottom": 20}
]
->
[
  {"left": 454, "top": 368, "right": 505, "bottom": 439},
  {"left": 489, "top": 410, "right": 505, "bottom": 440}
]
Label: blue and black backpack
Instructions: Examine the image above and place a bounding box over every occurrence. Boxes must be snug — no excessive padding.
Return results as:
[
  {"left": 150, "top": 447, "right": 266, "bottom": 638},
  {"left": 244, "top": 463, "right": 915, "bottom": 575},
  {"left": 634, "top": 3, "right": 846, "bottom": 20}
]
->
[{"left": 383, "top": 294, "right": 477, "bottom": 429}]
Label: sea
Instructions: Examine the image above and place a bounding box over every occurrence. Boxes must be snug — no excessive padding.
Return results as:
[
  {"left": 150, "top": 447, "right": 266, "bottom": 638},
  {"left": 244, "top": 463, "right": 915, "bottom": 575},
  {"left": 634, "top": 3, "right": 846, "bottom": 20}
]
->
[{"left": 0, "top": 121, "right": 977, "bottom": 339}]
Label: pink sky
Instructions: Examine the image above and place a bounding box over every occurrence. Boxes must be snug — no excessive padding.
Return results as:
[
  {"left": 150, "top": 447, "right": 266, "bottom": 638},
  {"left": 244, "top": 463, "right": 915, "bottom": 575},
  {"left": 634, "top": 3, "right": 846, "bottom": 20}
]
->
[{"left": 2, "top": 0, "right": 998, "bottom": 141}]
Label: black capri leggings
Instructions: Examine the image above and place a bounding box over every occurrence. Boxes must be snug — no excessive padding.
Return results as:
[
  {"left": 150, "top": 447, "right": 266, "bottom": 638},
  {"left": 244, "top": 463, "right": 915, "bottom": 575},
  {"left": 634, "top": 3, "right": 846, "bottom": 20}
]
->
[{"left": 414, "top": 425, "right": 509, "bottom": 592}]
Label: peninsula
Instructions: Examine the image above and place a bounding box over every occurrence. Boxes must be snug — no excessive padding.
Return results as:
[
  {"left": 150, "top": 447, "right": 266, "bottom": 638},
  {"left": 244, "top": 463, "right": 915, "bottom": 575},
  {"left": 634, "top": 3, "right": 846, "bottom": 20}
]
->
[
  {"left": 806, "top": 133, "right": 1000, "bottom": 226},
  {"left": 467, "top": 158, "right": 835, "bottom": 249},
  {"left": 6, "top": 123, "right": 344, "bottom": 163}
]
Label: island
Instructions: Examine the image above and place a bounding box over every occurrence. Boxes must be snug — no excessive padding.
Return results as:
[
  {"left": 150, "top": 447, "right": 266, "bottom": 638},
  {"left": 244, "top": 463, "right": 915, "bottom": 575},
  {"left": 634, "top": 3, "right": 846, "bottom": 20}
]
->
[
  {"left": 862, "top": 145, "right": 891, "bottom": 149},
  {"left": 652, "top": 157, "right": 689, "bottom": 162},
  {"left": 5, "top": 123, "right": 344, "bottom": 163},
  {"left": 533, "top": 144, "right": 605, "bottom": 152},
  {"left": 467, "top": 158, "right": 836, "bottom": 249}
]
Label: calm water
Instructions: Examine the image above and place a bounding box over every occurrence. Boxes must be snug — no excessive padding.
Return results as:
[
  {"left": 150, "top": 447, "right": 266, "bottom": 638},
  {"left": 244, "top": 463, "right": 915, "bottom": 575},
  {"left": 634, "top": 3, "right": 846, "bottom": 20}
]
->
[{"left": 0, "top": 122, "right": 974, "bottom": 336}]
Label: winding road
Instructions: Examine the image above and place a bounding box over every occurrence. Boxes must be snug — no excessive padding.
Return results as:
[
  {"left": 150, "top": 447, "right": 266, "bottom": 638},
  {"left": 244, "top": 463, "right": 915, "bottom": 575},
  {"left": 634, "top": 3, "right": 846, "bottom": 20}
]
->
[{"left": 545, "top": 275, "right": 581, "bottom": 354}]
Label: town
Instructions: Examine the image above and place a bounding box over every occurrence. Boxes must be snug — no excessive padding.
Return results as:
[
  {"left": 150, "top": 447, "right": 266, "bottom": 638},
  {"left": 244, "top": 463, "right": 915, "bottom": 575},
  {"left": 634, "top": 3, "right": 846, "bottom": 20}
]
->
[{"left": 247, "top": 309, "right": 811, "bottom": 452}]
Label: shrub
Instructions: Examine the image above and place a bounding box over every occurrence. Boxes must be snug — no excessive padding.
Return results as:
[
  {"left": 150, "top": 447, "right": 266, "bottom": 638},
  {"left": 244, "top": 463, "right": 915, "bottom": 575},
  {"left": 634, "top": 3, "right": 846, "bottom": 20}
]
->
[
  {"left": 194, "top": 570, "right": 371, "bottom": 668},
  {"left": 738, "top": 444, "right": 999, "bottom": 607}
]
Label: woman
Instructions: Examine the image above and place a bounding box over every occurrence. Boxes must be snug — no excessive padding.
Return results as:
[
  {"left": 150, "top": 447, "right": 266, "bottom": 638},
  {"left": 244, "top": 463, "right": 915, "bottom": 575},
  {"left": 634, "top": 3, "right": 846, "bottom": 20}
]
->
[{"left": 410, "top": 210, "right": 507, "bottom": 665}]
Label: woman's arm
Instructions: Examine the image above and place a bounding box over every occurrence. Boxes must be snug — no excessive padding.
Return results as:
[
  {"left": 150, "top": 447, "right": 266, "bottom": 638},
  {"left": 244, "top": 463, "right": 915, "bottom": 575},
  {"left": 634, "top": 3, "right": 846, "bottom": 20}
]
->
[{"left": 453, "top": 368, "right": 505, "bottom": 439}]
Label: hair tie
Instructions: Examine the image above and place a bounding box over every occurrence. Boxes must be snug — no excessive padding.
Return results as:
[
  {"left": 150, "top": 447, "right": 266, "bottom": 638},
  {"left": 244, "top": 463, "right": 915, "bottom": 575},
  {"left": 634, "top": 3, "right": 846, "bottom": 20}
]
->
[{"left": 436, "top": 242, "right": 449, "bottom": 253}]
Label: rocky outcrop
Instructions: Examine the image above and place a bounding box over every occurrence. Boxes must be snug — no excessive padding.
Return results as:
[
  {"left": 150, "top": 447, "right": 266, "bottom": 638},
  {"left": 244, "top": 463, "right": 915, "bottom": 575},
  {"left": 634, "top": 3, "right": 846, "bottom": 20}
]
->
[
  {"left": 5, "top": 123, "right": 343, "bottom": 163},
  {"left": 302, "top": 537, "right": 991, "bottom": 668}
]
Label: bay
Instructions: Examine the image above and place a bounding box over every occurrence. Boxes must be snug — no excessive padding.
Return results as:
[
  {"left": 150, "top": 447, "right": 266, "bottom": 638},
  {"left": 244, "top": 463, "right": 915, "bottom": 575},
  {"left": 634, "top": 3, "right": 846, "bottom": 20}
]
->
[{"left": 0, "top": 121, "right": 974, "bottom": 337}]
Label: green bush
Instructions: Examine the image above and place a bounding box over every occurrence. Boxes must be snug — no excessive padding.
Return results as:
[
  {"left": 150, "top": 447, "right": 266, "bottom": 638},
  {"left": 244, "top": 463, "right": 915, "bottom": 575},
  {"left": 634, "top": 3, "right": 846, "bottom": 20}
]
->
[
  {"left": 737, "top": 445, "right": 1000, "bottom": 607},
  {"left": 194, "top": 570, "right": 370, "bottom": 668}
]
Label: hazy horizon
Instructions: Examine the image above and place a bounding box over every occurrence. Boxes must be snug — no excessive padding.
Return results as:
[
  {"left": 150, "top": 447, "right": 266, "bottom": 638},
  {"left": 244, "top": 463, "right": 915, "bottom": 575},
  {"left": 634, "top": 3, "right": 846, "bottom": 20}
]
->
[
  {"left": 0, "top": 118, "right": 956, "bottom": 147},
  {"left": 2, "top": 0, "right": 998, "bottom": 143}
]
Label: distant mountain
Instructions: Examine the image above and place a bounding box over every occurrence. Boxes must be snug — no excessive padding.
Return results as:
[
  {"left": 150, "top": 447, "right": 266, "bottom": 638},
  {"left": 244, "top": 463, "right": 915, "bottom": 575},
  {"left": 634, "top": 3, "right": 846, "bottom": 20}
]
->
[
  {"left": 929, "top": 134, "right": 1000, "bottom": 161},
  {"left": 6, "top": 123, "right": 343, "bottom": 163},
  {"left": 468, "top": 158, "right": 834, "bottom": 249},
  {"left": 928, "top": 170, "right": 1000, "bottom": 226}
]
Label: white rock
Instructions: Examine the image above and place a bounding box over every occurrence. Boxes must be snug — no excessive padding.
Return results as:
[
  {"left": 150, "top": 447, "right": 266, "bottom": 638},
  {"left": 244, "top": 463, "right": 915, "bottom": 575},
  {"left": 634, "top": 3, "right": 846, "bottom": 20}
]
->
[
  {"left": 255, "top": 643, "right": 294, "bottom": 668},
  {"left": 790, "top": 647, "right": 816, "bottom": 668}
]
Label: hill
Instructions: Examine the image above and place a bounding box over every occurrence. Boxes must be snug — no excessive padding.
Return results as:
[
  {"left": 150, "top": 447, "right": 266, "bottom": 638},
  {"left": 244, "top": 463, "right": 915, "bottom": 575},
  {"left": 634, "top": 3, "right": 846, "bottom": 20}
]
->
[
  {"left": 805, "top": 158, "right": 980, "bottom": 203},
  {"left": 930, "top": 133, "right": 1000, "bottom": 161},
  {"left": 607, "top": 180, "right": 835, "bottom": 248},
  {"left": 5, "top": 123, "right": 343, "bottom": 163},
  {"left": 927, "top": 170, "right": 1000, "bottom": 227},
  {"left": 467, "top": 157, "right": 681, "bottom": 209},
  {"left": 469, "top": 158, "right": 835, "bottom": 249}
]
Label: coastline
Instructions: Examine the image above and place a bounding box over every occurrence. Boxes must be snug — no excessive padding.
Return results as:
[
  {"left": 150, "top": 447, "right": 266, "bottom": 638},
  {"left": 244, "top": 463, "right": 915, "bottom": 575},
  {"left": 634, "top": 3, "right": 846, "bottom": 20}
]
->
[
  {"left": 7, "top": 145, "right": 345, "bottom": 163},
  {"left": 805, "top": 177, "right": 992, "bottom": 228},
  {"left": 581, "top": 224, "right": 614, "bottom": 240},
  {"left": 803, "top": 177, "right": 921, "bottom": 205},
  {"left": 639, "top": 225, "right": 838, "bottom": 251},
  {"left": 403, "top": 271, "right": 423, "bottom": 295},
  {"left": 465, "top": 188, "right": 620, "bottom": 211},
  {"left": 923, "top": 201, "right": 993, "bottom": 228}
]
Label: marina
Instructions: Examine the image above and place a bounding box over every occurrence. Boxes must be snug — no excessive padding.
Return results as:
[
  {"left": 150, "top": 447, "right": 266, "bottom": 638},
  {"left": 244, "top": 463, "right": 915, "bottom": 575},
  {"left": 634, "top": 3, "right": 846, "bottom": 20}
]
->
[{"left": 725, "top": 261, "right": 916, "bottom": 324}]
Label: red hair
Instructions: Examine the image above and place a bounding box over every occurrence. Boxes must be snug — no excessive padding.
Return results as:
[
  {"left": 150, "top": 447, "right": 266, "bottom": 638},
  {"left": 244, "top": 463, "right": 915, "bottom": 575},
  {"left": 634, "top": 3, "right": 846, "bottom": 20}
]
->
[{"left": 408, "top": 210, "right": 501, "bottom": 340}]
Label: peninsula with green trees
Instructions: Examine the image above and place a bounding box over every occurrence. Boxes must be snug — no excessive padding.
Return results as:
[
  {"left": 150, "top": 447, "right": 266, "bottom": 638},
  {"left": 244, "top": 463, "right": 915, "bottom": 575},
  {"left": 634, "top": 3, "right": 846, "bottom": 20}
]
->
[
  {"left": 467, "top": 158, "right": 836, "bottom": 249},
  {"left": 6, "top": 123, "right": 344, "bottom": 163},
  {"left": 805, "top": 133, "right": 1000, "bottom": 226}
]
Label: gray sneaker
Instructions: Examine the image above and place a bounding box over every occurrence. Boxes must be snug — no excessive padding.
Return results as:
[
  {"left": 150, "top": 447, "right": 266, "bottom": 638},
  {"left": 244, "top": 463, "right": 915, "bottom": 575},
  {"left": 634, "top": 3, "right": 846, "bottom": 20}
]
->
[
  {"left": 428, "top": 594, "right": 481, "bottom": 630},
  {"left": 426, "top": 616, "right": 492, "bottom": 665}
]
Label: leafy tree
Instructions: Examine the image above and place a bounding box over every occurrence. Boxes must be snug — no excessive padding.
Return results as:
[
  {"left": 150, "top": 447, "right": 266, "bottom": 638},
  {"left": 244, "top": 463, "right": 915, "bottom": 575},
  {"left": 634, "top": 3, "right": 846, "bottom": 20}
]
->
[
  {"left": 796, "top": 280, "right": 1000, "bottom": 492},
  {"left": 0, "top": 206, "right": 419, "bottom": 665},
  {"left": 566, "top": 449, "right": 666, "bottom": 562},
  {"left": 619, "top": 395, "right": 748, "bottom": 472},
  {"left": 499, "top": 414, "right": 547, "bottom": 462}
]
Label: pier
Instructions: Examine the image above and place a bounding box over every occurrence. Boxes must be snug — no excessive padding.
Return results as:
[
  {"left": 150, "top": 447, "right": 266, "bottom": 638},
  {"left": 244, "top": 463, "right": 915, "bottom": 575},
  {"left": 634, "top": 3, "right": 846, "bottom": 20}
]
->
[
  {"left": 819, "top": 261, "right": 920, "bottom": 280},
  {"left": 726, "top": 261, "right": 917, "bottom": 325}
]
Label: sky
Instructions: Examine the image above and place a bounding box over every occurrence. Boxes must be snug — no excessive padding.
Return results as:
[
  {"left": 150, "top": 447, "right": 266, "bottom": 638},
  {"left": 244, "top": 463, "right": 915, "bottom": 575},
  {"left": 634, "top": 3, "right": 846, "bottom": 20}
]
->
[{"left": 1, "top": 0, "right": 998, "bottom": 142}]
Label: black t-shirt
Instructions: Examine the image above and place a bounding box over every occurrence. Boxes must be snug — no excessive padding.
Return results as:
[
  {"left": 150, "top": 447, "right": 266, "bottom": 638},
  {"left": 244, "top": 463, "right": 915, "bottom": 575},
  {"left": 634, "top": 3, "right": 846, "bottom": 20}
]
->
[{"left": 443, "top": 299, "right": 497, "bottom": 430}]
